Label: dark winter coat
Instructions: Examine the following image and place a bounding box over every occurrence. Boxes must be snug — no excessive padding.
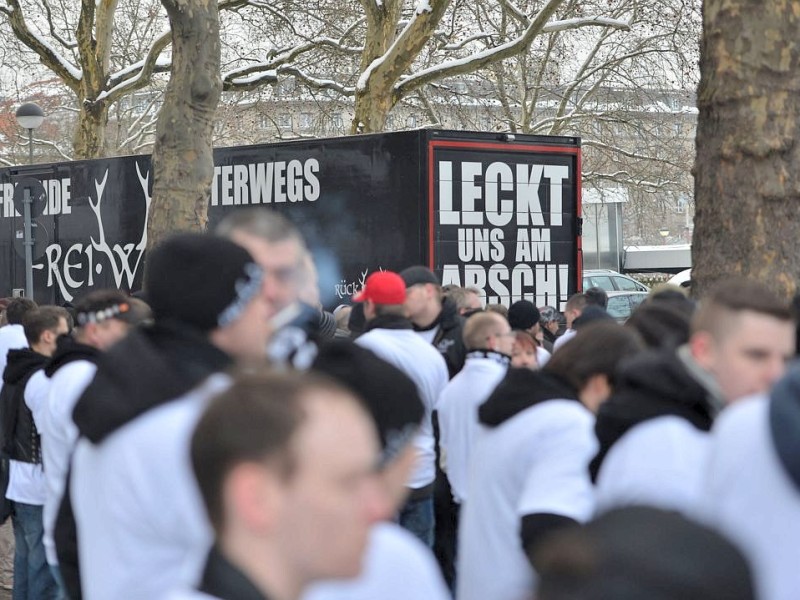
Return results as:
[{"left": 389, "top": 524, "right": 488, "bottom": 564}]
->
[
  {"left": 415, "top": 297, "right": 466, "bottom": 379},
  {"left": 590, "top": 349, "right": 715, "bottom": 481},
  {"left": 0, "top": 348, "right": 48, "bottom": 463}
]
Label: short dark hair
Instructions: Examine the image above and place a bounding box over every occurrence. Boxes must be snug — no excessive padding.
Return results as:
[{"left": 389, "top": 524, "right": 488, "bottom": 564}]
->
[
  {"left": 545, "top": 322, "right": 643, "bottom": 391},
  {"left": 584, "top": 287, "right": 608, "bottom": 309},
  {"left": 692, "top": 279, "right": 794, "bottom": 341},
  {"left": 6, "top": 298, "right": 38, "bottom": 325},
  {"left": 191, "top": 370, "right": 353, "bottom": 534},
  {"left": 22, "top": 306, "right": 70, "bottom": 346}
]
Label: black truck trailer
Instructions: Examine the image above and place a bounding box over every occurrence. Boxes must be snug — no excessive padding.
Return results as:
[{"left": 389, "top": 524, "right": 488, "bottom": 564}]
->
[{"left": 0, "top": 129, "right": 582, "bottom": 309}]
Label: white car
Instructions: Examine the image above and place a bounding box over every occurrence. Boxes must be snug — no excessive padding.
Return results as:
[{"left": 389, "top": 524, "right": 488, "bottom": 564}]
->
[{"left": 667, "top": 269, "right": 692, "bottom": 288}]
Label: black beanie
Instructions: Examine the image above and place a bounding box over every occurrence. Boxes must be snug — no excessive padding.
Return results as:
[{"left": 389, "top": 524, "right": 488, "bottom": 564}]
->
[
  {"left": 508, "top": 300, "right": 541, "bottom": 330},
  {"left": 312, "top": 340, "right": 424, "bottom": 467},
  {"left": 144, "top": 233, "right": 263, "bottom": 332}
]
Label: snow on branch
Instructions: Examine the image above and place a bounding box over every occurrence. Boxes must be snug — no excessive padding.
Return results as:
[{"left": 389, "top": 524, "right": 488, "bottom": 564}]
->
[
  {"left": 106, "top": 31, "right": 172, "bottom": 90},
  {"left": 542, "top": 16, "right": 630, "bottom": 33},
  {"left": 99, "top": 31, "right": 172, "bottom": 103},
  {"left": 356, "top": 0, "right": 451, "bottom": 93},
  {"left": 394, "top": 0, "right": 565, "bottom": 97},
  {"left": 0, "top": 0, "right": 82, "bottom": 86},
  {"left": 276, "top": 66, "right": 354, "bottom": 95},
  {"left": 223, "top": 37, "right": 360, "bottom": 91}
]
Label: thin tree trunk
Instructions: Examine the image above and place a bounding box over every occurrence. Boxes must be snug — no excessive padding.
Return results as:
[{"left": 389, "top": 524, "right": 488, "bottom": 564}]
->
[
  {"left": 148, "top": 0, "right": 221, "bottom": 249},
  {"left": 693, "top": 0, "right": 800, "bottom": 299}
]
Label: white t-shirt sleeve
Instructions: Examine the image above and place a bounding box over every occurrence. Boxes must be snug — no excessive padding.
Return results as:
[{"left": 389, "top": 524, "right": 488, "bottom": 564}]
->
[{"left": 517, "top": 404, "right": 596, "bottom": 521}]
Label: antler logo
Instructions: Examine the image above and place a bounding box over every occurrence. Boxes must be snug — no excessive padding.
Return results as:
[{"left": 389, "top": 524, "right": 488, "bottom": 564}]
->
[{"left": 33, "top": 163, "right": 151, "bottom": 302}]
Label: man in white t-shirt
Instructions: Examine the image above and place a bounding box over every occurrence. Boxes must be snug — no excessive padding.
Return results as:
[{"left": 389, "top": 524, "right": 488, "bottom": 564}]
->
[
  {"left": 438, "top": 311, "right": 513, "bottom": 505},
  {"left": 39, "top": 291, "right": 145, "bottom": 594},
  {"left": 700, "top": 364, "right": 800, "bottom": 600},
  {"left": 353, "top": 271, "right": 449, "bottom": 548},
  {"left": 592, "top": 280, "right": 795, "bottom": 514}
]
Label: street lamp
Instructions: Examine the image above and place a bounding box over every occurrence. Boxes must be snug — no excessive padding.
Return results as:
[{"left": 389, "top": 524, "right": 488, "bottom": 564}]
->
[
  {"left": 15, "top": 103, "right": 44, "bottom": 165},
  {"left": 659, "top": 228, "right": 670, "bottom": 245},
  {"left": 14, "top": 102, "right": 44, "bottom": 300}
]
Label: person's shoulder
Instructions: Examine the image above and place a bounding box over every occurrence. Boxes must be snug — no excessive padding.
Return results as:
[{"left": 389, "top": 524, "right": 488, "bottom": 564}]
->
[
  {"left": 713, "top": 395, "right": 768, "bottom": 442},
  {"left": 365, "top": 523, "right": 450, "bottom": 596}
]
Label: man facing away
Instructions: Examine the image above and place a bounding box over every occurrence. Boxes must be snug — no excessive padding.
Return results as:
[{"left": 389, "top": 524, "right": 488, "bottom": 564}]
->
[
  {"left": 1, "top": 306, "right": 69, "bottom": 600},
  {"left": 304, "top": 341, "right": 450, "bottom": 600},
  {"left": 438, "top": 311, "right": 514, "bottom": 506},
  {"left": 169, "top": 371, "right": 390, "bottom": 600},
  {"left": 68, "top": 233, "right": 274, "bottom": 600},
  {"left": 40, "top": 291, "right": 147, "bottom": 594},
  {"left": 592, "top": 279, "right": 795, "bottom": 514},
  {"left": 353, "top": 271, "right": 449, "bottom": 548}
]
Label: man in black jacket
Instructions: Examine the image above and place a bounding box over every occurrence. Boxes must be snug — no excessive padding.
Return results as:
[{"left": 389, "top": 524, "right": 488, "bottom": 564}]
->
[
  {"left": 399, "top": 265, "right": 466, "bottom": 588},
  {"left": 1, "top": 306, "right": 69, "bottom": 600},
  {"left": 400, "top": 266, "right": 466, "bottom": 379}
]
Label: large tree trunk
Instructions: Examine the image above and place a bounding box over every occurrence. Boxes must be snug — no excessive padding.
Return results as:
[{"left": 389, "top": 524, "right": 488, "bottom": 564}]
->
[
  {"left": 693, "top": 0, "right": 800, "bottom": 299},
  {"left": 148, "top": 0, "right": 221, "bottom": 249}
]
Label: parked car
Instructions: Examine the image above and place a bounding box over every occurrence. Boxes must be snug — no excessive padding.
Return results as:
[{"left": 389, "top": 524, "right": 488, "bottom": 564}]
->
[
  {"left": 668, "top": 269, "right": 692, "bottom": 289},
  {"left": 605, "top": 291, "right": 650, "bottom": 323},
  {"left": 583, "top": 269, "right": 649, "bottom": 293}
]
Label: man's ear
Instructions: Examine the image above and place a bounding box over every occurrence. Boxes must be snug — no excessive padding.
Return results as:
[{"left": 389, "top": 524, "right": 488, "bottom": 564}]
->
[
  {"left": 689, "top": 331, "right": 715, "bottom": 370},
  {"left": 223, "top": 462, "right": 283, "bottom": 535}
]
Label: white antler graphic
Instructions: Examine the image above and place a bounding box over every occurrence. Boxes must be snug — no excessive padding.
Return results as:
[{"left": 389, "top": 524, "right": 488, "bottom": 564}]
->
[{"left": 88, "top": 163, "right": 151, "bottom": 289}]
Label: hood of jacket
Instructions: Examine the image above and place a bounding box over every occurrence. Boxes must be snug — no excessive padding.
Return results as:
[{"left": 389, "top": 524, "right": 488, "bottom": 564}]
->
[
  {"left": 479, "top": 367, "right": 578, "bottom": 427},
  {"left": 44, "top": 335, "right": 101, "bottom": 377},
  {"left": 769, "top": 362, "right": 800, "bottom": 493},
  {"left": 590, "top": 349, "right": 713, "bottom": 480},
  {"left": 72, "top": 320, "right": 232, "bottom": 444},
  {"left": 3, "top": 348, "right": 47, "bottom": 385}
]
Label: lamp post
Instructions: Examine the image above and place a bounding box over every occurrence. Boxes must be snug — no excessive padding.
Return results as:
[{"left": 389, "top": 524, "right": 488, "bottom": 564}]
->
[
  {"left": 15, "top": 102, "right": 44, "bottom": 299},
  {"left": 15, "top": 103, "right": 44, "bottom": 165},
  {"left": 658, "top": 228, "right": 670, "bottom": 245}
]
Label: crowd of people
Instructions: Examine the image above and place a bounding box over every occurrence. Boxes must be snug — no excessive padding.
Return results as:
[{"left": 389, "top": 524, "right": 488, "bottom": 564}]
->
[{"left": 0, "top": 206, "right": 797, "bottom": 600}]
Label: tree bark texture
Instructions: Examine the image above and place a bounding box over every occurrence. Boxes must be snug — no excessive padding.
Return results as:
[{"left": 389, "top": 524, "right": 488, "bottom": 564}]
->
[
  {"left": 694, "top": 0, "right": 800, "bottom": 299},
  {"left": 148, "top": 0, "right": 221, "bottom": 249}
]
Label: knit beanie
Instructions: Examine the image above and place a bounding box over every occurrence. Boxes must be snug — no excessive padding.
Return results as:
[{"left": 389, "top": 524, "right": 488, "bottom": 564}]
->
[
  {"left": 312, "top": 340, "right": 424, "bottom": 467},
  {"left": 508, "top": 300, "right": 541, "bottom": 330},
  {"left": 144, "top": 233, "right": 263, "bottom": 332}
]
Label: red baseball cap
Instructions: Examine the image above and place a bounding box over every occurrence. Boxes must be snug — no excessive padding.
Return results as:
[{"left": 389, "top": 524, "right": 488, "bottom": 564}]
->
[{"left": 353, "top": 271, "right": 407, "bottom": 305}]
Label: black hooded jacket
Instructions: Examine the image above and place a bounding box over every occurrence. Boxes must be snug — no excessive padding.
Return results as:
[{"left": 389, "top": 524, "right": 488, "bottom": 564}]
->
[
  {"left": 590, "top": 349, "right": 714, "bottom": 481},
  {"left": 415, "top": 297, "right": 466, "bottom": 379},
  {"left": 479, "top": 367, "right": 579, "bottom": 428},
  {"left": 45, "top": 335, "right": 101, "bottom": 378},
  {"left": 72, "top": 320, "right": 232, "bottom": 444},
  {"left": 0, "top": 348, "right": 48, "bottom": 463}
]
